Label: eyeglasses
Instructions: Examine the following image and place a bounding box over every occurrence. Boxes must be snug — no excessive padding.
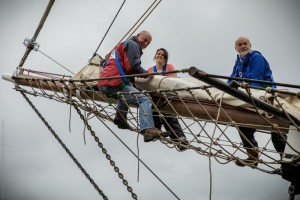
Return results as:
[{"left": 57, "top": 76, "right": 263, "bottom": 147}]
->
[{"left": 236, "top": 42, "right": 249, "bottom": 47}]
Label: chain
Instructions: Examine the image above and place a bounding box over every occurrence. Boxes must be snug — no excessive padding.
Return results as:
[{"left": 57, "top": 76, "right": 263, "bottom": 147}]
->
[
  {"left": 19, "top": 90, "right": 108, "bottom": 200},
  {"left": 72, "top": 102, "right": 138, "bottom": 200}
]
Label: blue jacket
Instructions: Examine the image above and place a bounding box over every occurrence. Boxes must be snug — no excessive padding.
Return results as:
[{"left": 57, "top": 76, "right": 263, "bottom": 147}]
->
[{"left": 228, "top": 50, "right": 276, "bottom": 88}]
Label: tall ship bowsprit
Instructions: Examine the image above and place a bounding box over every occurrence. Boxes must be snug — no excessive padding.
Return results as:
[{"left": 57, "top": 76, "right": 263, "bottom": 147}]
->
[{"left": 2, "top": 0, "right": 300, "bottom": 199}]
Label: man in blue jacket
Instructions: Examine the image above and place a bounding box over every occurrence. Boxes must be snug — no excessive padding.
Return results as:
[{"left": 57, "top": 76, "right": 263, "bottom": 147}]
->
[{"left": 228, "top": 36, "right": 287, "bottom": 166}]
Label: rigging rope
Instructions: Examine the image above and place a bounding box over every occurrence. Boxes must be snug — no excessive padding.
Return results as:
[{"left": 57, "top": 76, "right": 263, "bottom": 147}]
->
[
  {"left": 10, "top": 68, "right": 300, "bottom": 199},
  {"left": 115, "top": 0, "right": 161, "bottom": 47},
  {"left": 13, "top": 72, "right": 300, "bottom": 173},
  {"left": 37, "top": 49, "right": 75, "bottom": 75},
  {"left": 92, "top": 0, "right": 127, "bottom": 58},
  {"left": 91, "top": 0, "right": 161, "bottom": 60}
]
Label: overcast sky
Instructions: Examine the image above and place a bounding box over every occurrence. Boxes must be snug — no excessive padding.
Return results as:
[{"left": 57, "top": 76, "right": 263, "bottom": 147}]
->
[{"left": 1, "top": 0, "right": 300, "bottom": 200}]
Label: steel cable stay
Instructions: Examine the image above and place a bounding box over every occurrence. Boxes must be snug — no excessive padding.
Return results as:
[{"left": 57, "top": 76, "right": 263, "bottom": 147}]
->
[
  {"left": 115, "top": 0, "right": 162, "bottom": 47},
  {"left": 92, "top": 0, "right": 127, "bottom": 59},
  {"left": 92, "top": 0, "right": 162, "bottom": 60}
]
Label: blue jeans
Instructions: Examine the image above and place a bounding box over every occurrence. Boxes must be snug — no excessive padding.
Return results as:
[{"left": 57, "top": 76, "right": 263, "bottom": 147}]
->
[{"left": 100, "top": 85, "right": 154, "bottom": 131}]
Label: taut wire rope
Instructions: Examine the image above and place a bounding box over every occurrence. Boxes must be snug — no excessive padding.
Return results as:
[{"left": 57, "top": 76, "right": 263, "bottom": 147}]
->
[
  {"left": 92, "top": 0, "right": 127, "bottom": 59},
  {"left": 115, "top": 0, "right": 162, "bottom": 47}
]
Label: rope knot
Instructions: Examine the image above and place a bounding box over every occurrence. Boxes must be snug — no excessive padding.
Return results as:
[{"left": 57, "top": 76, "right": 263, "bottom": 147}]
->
[{"left": 240, "top": 81, "right": 248, "bottom": 89}]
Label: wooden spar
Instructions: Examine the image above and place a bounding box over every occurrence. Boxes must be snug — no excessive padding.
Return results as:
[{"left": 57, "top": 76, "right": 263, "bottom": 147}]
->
[
  {"left": 189, "top": 67, "right": 296, "bottom": 124},
  {"left": 18, "top": 0, "right": 55, "bottom": 71},
  {"left": 8, "top": 73, "right": 290, "bottom": 132},
  {"left": 152, "top": 96, "right": 290, "bottom": 132}
]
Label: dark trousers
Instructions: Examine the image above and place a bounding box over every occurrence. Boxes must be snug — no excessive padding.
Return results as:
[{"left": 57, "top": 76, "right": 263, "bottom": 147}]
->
[
  {"left": 238, "top": 127, "right": 287, "bottom": 153},
  {"left": 153, "top": 112, "right": 185, "bottom": 139}
]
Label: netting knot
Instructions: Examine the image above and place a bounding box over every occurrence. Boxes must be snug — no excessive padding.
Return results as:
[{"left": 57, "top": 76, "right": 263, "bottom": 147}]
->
[
  {"left": 265, "top": 87, "right": 273, "bottom": 94},
  {"left": 272, "top": 124, "right": 279, "bottom": 129},
  {"left": 240, "top": 82, "right": 248, "bottom": 89}
]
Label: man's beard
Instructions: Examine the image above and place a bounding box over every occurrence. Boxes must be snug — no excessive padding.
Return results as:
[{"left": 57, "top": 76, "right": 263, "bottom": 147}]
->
[{"left": 240, "top": 50, "right": 249, "bottom": 58}]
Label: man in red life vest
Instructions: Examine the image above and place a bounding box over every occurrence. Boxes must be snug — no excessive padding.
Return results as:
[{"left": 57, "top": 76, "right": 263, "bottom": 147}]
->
[{"left": 98, "top": 31, "right": 163, "bottom": 142}]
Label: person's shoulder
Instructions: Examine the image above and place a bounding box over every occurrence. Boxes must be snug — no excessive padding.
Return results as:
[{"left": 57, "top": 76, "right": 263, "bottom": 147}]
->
[
  {"left": 123, "top": 39, "right": 138, "bottom": 47},
  {"left": 251, "top": 50, "right": 264, "bottom": 57},
  {"left": 147, "top": 66, "right": 154, "bottom": 72},
  {"left": 250, "top": 50, "right": 267, "bottom": 60},
  {"left": 250, "top": 50, "right": 269, "bottom": 64},
  {"left": 166, "top": 63, "right": 175, "bottom": 70}
]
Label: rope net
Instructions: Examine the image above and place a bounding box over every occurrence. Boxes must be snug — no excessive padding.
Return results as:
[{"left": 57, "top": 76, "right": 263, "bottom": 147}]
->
[{"left": 12, "top": 67, "right": 300, "bottom": 176}]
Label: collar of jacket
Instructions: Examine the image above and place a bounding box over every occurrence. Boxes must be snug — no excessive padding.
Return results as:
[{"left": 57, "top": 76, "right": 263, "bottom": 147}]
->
[
  {"left": 238, "top": 49, "right": 253, "bottom": 60},
  {"left": 130, "top": 36, "right": 143, "bottom": 53}
]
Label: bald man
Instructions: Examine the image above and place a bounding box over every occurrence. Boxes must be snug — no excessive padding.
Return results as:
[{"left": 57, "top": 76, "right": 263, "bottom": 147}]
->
[
  {"left": 99, "top": 31, "right": 164, "bottom": 142},
  {"left": 229, "top": 36, "right": 276, "bottom": 87},
  {"left": 228, "top": 36, "right": 287, "bottom": 167}
]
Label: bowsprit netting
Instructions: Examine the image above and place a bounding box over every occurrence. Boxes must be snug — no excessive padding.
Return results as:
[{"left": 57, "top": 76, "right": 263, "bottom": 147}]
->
[{"left": 8, "top": 65, "right": 300, "bottom": 176}]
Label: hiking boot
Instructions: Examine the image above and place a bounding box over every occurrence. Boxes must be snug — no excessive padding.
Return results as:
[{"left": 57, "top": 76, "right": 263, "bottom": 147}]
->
[
  {"left": 142, "top": 128, "right": 162, "bottom": 142},
  {"left": 171, "top": 136, "right": 189, "bottom": 152},
  {"left": 235, "top": 148, "right": 259, "bottom": 167},
  {"left": 113, "top": 111, "right": 131, "bottom": 130}
]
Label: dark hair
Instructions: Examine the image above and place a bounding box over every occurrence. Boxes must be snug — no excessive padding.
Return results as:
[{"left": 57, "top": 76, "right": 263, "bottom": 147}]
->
[{"left": 154, "top": 48, "right": 169, "bottom": 63}]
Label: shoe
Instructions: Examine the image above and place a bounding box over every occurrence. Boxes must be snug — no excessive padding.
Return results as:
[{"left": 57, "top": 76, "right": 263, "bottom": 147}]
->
[
  {"left": 114, "top": 118, "right": 131, "bottom": 129},
  {"left": 113, "top": 111, "right": 131, "bottom": 130},
  {"left": 142, "top": 128, "right": 162, "bottom": 142},
  {"left": 161, "top": 131, "right": 171, "bottom": 138},
  {"left": 235, "top": 148, "right": 259, "bottom": 167},
  {"left": 171, "top": 136, "right": 189, "bottom": 151}
]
